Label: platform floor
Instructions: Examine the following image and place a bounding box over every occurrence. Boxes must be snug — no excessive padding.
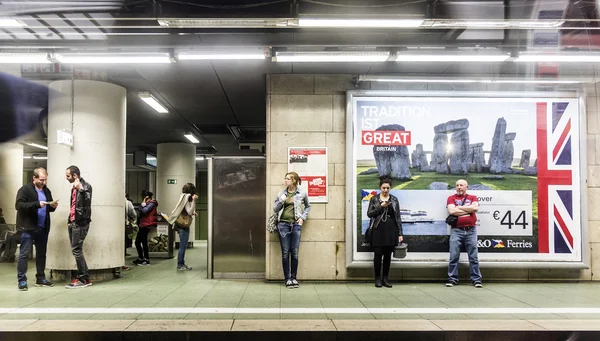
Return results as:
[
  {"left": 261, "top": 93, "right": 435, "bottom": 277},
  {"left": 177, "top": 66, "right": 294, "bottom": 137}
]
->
[{"left": 1, "top": 243, "right": 600, "bottom": 334}]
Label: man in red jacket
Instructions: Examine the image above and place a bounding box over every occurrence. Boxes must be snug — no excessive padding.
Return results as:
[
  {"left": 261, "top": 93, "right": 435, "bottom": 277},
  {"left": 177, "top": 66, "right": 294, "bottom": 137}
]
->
[{"left": 446, "top": 179, "right": 482, "bottom": 288}]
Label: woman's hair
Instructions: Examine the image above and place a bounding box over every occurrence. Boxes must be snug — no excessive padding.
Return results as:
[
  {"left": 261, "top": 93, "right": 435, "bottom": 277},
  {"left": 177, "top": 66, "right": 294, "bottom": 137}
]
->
[
  {"left": 182, "top": 182, "right": 196, "bottom": 194},
  {"left": 285, "top": 171, "right": 301, "bottom": 186},
  {"left": 379, "top": 176, "right": 393, "bottom": 188},
  {"left": 142, "top": 190, "right": 154, "bottom": 199}
]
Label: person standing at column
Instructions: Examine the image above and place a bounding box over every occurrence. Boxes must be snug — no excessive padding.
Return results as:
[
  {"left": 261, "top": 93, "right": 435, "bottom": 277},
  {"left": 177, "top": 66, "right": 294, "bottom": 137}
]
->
[
  {"left": 65, "top": 165, "right": 93, "bottom": 289},
  {"left": 15, "top": 167, "right": 58, "bottom": 291},
  {"left": 167, "top": 183, "right": 198, "bottom": 271},
  {"left": 134, "top": 190, "right": 157, "bottom": 266},
  {"left": 272, "top": 172, "right": 311, "bottom": 289}
]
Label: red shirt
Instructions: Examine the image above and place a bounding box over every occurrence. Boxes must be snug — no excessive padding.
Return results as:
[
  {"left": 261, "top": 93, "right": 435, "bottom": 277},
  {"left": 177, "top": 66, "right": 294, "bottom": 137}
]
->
[
  {"left": 69, "top": 188, "right": 76, "bottom": 222},
  {"left": 446, "top": 194, "right": 478, "bottom": 228}
]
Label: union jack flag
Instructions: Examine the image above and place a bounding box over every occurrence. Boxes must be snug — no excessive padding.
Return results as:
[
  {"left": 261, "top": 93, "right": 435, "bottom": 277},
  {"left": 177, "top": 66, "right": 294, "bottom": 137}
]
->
[{"left": 536, "top": 101, "right": 581, "bottom": 255}]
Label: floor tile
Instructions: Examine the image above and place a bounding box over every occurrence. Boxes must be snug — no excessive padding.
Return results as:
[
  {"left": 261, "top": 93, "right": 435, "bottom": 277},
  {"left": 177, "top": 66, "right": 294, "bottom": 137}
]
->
[
  {"left": 232, "top": 319, "right": 336, "bottom": 331},
  {"left": 431, "top": 319, "right": 544, "bottom": 331},
  {"left": 333, "top": 319, "right": 441, "bottom": 331}
]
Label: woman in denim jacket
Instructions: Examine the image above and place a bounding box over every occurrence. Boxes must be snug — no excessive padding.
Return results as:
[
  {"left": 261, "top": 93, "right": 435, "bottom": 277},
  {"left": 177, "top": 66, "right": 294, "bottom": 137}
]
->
[{"left": 272, "top": 171, "right": 311, "bottom": 289}]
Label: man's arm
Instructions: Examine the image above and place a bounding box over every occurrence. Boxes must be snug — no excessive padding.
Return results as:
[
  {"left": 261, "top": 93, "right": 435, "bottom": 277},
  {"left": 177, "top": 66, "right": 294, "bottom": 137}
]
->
[
  {"left": 460, "top": 201, "right": 479, "bottom": 213},
  {"left": 15, "top": 186, "right": 40, "bottom": 211},
  {"left": 447, "top": 204, "right": 469, "bottom": 216}
]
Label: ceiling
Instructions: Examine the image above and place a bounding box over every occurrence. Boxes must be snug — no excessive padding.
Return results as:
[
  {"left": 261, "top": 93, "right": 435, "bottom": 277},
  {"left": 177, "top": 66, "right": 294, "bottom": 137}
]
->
[{"left": 2, "top": 0, "right": 600, "bottom": 155}]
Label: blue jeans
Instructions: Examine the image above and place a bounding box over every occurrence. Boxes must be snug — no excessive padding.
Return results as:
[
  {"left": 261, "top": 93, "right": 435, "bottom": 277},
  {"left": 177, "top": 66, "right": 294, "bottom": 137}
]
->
[
  {"left": 277, "top": 222, "right": 302, "bottom": 280},
  {"left": 448, "top": 227, "right": 482, "bottom": 284},
  {"left": 177, "top": 228, "right": 190, "bottom": 267},
  {"left": 17, "top": 229, "right": 49, "bottom": 283}
]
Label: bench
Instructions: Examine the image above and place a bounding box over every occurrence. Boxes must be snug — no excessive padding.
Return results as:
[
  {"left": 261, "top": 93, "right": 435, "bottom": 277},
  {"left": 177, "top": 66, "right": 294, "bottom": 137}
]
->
[{"left": 0, "top": 224, "right": 16, "bottom": 256}]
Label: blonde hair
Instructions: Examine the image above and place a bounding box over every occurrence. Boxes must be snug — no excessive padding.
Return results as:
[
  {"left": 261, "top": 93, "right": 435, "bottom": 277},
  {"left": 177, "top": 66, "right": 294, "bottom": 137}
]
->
[{"left": 285, "top": 171, "right": 301, "bottom": 186}]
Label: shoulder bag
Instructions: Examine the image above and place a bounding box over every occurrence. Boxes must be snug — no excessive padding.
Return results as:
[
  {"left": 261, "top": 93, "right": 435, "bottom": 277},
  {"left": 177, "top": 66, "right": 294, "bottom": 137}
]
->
[
  {"left": 267, "top": 213, "right": 278, "bottom": 233},
  {"left": 175, "top": 208, "right": 193, "bottom": 229}
]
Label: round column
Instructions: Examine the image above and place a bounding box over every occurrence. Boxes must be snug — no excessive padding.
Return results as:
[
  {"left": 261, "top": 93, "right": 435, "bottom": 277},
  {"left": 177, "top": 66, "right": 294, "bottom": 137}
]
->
[
  {"left": 156, "top": 143, "right": 196, "bottom": 241},
  {"left": 46, "top": 80, "right": 126, "bottom": 271},
  {"left": 0, "top": 143, "right": 23, "bottom": 224}
]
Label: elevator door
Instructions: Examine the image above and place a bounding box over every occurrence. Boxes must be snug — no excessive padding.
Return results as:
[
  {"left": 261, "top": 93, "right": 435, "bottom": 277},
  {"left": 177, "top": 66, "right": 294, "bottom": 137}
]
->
[{"left": 211, "top": 156, "right": 265, "bottom": 278}]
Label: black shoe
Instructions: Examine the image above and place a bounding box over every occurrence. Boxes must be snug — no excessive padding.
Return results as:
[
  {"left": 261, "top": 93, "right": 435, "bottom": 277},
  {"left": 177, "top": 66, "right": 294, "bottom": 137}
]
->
[
  {"left": 375, "top": 278, "right": 382, "bottom": 288},
  {"left": 132, "top": 258, "right": 143, "bottom": 265},
  {"left": 382, "top": 277, "right": 392, "bottom": 288},
  {"left": 35, "top": 279, "right": 54, "bottom": 287}
]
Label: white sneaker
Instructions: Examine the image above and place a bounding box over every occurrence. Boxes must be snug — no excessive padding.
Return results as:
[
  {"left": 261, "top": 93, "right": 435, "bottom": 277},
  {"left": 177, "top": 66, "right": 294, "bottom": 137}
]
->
[
  {"left": 285, "top": 279, "right": 293, "bottom": 288},
  {"left": 291, "top": 279, "right": 299, "bottom": 288}
]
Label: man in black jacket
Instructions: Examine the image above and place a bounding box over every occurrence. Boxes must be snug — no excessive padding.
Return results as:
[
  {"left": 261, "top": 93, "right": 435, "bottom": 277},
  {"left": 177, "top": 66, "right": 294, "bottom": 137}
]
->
[
  {"left": 65, "top": 165, "right": 93, "bottom": 289},
  {"left": 15, "top": 167, "right": 58, "bottom": 291}
]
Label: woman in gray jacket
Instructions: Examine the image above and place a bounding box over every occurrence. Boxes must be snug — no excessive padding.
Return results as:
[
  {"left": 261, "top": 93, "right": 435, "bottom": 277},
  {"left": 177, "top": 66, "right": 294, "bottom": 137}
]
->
[{"left": 272, "top": 171, "right": 311, "bottom": 289}]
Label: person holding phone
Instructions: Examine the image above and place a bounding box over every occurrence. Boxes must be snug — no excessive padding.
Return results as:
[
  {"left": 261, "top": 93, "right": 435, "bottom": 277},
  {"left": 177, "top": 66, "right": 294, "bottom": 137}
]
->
[
  {"left": 134, "top": 190, "right": 157, "bottom": 266},
  {"left": 366, "top": 176, "right": 403, "bottom": 288},
  {"left": 272, "top": 171, "right": 311, "bottom": 289},
  {"left": 15, "top": 167, "right": 59, "bottom": 291}
]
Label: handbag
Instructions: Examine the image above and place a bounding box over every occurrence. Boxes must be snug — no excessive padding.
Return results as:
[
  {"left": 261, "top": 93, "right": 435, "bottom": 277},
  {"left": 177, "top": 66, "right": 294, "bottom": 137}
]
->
[
  {"left": 175, "top": 209, "right": 193, "bottom": 229},
  {"left": 363, "top": 206, "right": 387, "bottom": 247},
  {"left": 267, "top": 213, "right": 278, "bottom": 233},
  {"left": 445, "top": 196, "right": 467, "bottom": 227}
]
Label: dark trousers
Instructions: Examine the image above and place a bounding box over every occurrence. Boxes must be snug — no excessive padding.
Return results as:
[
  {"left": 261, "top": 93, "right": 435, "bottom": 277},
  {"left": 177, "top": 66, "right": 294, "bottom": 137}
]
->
[
  {"left": 373, "top": 246, "right": 394, "bottom": 278},
  {"left": 68, "top": 223, "right": 90, "bottom": 281},
  {"left": 135, "top": 227, "right": 150, "bottom": 260},
  {"left": 1, "top": 232, "right": 20, "bottom": 260},
  {"left": 17, "top": 229, "right": 48, "bottom": 283}
]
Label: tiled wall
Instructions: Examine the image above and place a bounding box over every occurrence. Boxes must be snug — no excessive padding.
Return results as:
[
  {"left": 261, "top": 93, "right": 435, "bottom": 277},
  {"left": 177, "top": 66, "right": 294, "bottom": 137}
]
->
[{"left": 266, "top": 74, "right": 598, "bottom": 281}]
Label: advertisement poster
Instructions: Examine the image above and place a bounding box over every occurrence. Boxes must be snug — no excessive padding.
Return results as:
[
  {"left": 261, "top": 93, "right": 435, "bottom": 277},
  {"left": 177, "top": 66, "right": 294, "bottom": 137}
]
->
[
  {"left": 288, "top": 147, "right": 328, "bottom": 203},
  {"left": 349, "top": 93, "right": 584, "bottom": 265}
]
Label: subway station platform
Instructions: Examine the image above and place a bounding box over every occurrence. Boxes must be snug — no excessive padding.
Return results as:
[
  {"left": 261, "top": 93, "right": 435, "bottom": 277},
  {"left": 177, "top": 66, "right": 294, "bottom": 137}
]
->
[{"left": 1, "top": 244, "right": 600, "bottom": 340}]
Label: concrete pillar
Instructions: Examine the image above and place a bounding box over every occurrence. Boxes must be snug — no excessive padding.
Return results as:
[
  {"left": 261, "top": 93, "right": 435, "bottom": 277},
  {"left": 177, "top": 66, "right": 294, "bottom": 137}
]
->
[
  {"left": 46, "top": 80, "right": 126, "bottom": 271},
  {"left": 156, "top": 143, "right": 196, "bottom": 242},
  {"left": 0, "top": 143, "right": 23, "bottom": 224}
]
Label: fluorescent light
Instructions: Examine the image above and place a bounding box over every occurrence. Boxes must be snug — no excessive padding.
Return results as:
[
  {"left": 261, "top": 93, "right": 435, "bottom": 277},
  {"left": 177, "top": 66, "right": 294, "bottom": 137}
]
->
[
  {"left": 275, "top": 51, "right": 389, "bottom": 62},
  {"left": 56, "top": 53, "right": 172, "bottom": 64},
  {"left": 184, "top": 133, "right": 200, "bottom": 144},
  {"left": 23, "top": 156, "right": 32, "bottom": 159},
  {"left": 158, "top": 18, "right": 291, "bottom": 28},
  {"left": 425, "top": 20, "right": 564, "bottom": 29},
  {"left": 395, "top": 53, "right": 510, "bottom": 62},
  {"left": 33, "top": 155, "right": 48, "bottom": 160},
  {"left": 195, "top": 156, "right": 206, "bottom": 161},
  {"left": 177, "top": 51, "right": 266, "bottom": 60},
  {"left": 26, "top": 143, "right": 48, "bottom": 150},
  {"left": 515, "top": 52, "right": 600, "bottom": 62},
  {"left": 0, "top": 18, "right": 25, "bottom": 27},
  {"left": 138, "top": 92, "right": 169, "bottom": 113},
  {"left": 357, "top": 75, "right": 592, "bottom": 84},
  {"left": 299, "top": 18, "right": 423, "bottom": 28},
  {"left": 0, "top": 53, "right": 50, "bottom": 63}
]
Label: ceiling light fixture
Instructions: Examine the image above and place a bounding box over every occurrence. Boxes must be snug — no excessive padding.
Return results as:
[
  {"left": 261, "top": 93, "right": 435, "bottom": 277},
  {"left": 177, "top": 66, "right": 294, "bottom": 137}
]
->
[
  {"left": 515, "top": 52, "right": 600, "bottom": 62},
  {"left": 26, "top": 143, "right": 48, "bottom": 150},
  {"left": 184, "top": 132, "right": 200, "bottom": 144},
  {"left": 33, "top": 155, "right": 48, "bottom": 160},
  {"left": 394, "top": 53, "right": 511, "bottom": 62},
  {"left": 298, "top": 18, "right": 424, "bottom": 28},
  {"left": 158, "top": 18, "right": 292, "bottom": 28},
  {"left": 195, "top": 155, "right": 206, "bottom": 161},
  {"left": 23, "top": 156, "right": 32, "bottom": 159},
  {"left": 138, "top": 92, "right": 169, "bottom": 114},
  {"left": 0, "top": 18, "right": 26, "bottom": 27},
  {"left": 274, "top": 51, "right": 390, "bottom": 62},
  {"left": 55, "top": 53, "right": 172, "bottom": 64},
  {"left": 356, "top": 75, "right": 591, "bottom": 84},
  {"left": 423, "top": 20, "right": 564, "bottom": 29},
  {"left": 0, "top": 53, "right": 50, "bottom": 64},
  {"left": 177, "top": 50, "right": 267, "bottom": 60}
]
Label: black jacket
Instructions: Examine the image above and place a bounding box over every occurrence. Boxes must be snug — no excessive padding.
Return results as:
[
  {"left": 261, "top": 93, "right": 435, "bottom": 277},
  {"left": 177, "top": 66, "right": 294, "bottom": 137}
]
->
[
  {"left": 67, "top": 178, "right": 92, "bottom": 225},
  {"left": 15, "top": 183, "right": 55, "bottom": 232},
  {"left": 367, "top": 193, "right": 403, "bottom": 236}
]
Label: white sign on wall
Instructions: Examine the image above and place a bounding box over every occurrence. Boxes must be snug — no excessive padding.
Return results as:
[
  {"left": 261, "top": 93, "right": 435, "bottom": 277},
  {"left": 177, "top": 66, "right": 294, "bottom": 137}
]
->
[{"left": 56, "top": 130, "right": 73, "bottom": 147}]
